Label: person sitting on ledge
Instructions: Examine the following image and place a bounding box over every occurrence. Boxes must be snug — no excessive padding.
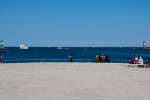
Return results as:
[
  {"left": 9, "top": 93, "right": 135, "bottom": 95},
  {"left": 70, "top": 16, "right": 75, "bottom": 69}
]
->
[
  {"left": 129, "top": 56, "right": 136, "bottom": 64},
  {"left": 137, "top": 56, "right": 143, "bottom": 64},
  {"left": 145, "top": 57, "right": 150, "bottom": 66},
  {"left": 104, "top": 54, "right": 111, "bottom": 63}
]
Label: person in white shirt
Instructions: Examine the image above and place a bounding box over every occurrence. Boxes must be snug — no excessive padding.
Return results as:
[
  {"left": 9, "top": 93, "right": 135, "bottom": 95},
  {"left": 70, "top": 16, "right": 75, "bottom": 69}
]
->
[{"left": 138, "top": 56, "right": 143, "bottom": 64}]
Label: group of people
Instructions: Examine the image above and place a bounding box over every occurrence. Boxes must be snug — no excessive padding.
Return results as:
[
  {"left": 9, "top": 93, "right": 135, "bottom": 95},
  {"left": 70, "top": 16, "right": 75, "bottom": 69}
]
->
[
  {"left": 1, "top": 53, "right": 150, "bottom": 64},
  {"left": 95, "top": 54, "right": 111, "bottom": 63},
  {"left": 128, "top": 56, "right": 150, "bottom": 65},
  {"left": 128, "top": 56, "right": 143, "bottom": 64},
  {"left": 69, "top": 54, "right": 111, "bottom": 63}
]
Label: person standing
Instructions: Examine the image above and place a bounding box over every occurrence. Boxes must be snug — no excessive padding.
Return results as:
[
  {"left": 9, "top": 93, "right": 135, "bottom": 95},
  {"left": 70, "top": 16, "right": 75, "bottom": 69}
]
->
[
  {"left": 0, "top": 54, "right": 3, "bottom": 63},
  {"left": 69, "top": 54, "right": 73, "bottom": 62}
]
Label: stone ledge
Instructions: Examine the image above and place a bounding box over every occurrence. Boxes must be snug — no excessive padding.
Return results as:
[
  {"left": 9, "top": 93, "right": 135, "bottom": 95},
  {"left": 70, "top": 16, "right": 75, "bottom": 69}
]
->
[{"left": 128, "top": 64, "right": 150, "bottom": 68}]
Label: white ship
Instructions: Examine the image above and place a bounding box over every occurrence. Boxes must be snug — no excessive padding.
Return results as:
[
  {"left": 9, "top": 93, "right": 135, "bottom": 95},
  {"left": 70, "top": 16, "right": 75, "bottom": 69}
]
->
[{"left": 20, "top": 44, "right": 28, "bottom": 50}]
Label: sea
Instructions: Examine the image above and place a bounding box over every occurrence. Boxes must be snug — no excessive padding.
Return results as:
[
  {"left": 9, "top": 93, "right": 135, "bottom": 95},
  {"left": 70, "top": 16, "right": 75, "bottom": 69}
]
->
[{"left": 0, "top": 47, "right": 150, "bottom": 63}]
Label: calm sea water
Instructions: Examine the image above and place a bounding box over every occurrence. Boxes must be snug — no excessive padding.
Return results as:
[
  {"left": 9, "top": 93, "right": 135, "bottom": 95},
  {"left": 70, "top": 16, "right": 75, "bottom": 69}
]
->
[{"left": 0, "top": 47, "right": 150, "bottom": 63}]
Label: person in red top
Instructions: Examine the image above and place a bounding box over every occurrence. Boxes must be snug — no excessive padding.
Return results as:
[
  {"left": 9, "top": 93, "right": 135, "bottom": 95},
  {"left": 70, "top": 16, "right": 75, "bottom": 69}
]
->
[{"left": 129, "top": 56, "right": 136, "bottom": 64}]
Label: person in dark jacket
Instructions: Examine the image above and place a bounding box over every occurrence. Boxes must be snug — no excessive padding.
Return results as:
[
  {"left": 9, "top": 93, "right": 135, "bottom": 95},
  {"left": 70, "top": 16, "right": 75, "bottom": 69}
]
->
[
  {"left": 104, "top": 54, "right": 111, "bottom": 63},
  {"left": 69, "top": 54, "right": 73, "bottom": 62}
]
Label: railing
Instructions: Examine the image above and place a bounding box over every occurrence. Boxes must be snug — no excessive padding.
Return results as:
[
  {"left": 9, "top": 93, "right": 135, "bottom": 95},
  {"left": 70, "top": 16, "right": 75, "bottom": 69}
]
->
[{"left": 2, "top": 58, "right": 130, "bottom": 63}]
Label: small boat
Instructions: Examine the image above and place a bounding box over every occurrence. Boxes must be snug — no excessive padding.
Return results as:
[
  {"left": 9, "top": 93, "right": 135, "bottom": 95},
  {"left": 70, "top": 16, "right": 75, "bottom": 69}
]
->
[
  {"left": 20, "top": 44, "right": 28, "bottom": 50},
  {"left": 57, "top": 47, "right": 62, "bottom": 49},
  {"left": 65, "top": 48, "right": 70, "bottom": 49}
]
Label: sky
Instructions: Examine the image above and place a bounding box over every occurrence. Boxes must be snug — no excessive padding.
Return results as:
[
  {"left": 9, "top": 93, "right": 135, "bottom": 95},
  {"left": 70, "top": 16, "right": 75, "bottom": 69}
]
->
[{"left": 0, "top": 0, "right": 150, "bottom": 47}]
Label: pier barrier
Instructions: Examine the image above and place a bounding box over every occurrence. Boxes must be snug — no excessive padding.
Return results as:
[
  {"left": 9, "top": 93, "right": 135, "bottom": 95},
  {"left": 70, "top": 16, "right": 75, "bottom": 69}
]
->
[{"left": 2, "top": 58, "right": 131, "bottom": 63}]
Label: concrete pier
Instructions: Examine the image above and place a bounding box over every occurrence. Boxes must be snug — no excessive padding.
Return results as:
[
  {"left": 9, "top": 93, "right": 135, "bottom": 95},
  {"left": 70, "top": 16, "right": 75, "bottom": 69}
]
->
[{"left": 0, "top": 63, "right": 150, "bottom": 100}]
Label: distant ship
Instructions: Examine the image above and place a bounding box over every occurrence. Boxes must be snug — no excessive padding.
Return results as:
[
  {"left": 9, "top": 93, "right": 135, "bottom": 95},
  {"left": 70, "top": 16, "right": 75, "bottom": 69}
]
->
[
  {"left": 20, "top": 44, "right": 28, "bottom": 50},
  {"left": 57, "top": 47, "right": 62, "bottom": 49}
]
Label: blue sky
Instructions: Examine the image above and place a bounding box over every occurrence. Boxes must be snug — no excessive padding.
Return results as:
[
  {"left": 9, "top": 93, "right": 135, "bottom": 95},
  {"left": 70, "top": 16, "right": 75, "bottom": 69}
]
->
[{"left": 0, "top": 0, "right": 150, "bottom": 47}]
